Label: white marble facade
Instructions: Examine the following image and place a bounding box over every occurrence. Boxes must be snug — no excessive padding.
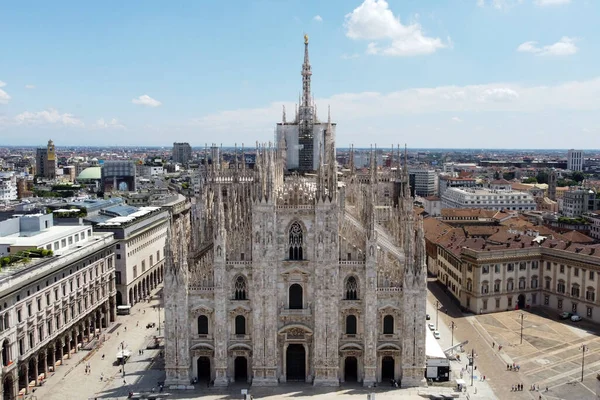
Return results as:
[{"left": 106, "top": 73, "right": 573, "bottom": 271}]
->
[{"left": 164, "top": 37, "right": 427, "bottom": 388}]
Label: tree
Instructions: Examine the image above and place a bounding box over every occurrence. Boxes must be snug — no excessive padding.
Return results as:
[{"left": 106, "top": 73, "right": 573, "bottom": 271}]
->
[
  {"left": 523, "top": 177, "right": 538, "bottom": 184},
  {"left": 536, "top": 171, "right": 549, "bottom": 184},
  {"left": 571, "top": 171, "right": 585, "bottom": 183},
  {"left": 503, "top": 172, "right": 515, "bottom": 181}
]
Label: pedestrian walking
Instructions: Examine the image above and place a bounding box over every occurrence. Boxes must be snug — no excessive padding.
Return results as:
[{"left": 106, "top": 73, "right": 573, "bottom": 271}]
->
[{"left": 492, "top": 342, "right": 495, "bottom": 348}]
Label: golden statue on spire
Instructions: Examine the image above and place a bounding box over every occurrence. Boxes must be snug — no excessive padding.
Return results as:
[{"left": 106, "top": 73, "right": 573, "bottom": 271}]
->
[{"left": 304, "top": 33, "right": 309, "bottom": 44}]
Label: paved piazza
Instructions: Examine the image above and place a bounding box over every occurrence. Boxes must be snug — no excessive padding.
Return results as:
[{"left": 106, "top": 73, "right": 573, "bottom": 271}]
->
[{"left": 475, "top": 307, "right": 600, "bottom": 400}]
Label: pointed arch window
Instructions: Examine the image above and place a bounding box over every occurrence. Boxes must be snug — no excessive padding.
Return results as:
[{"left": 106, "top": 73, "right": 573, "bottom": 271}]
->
[
  {"left": 345, "top": 276, "right": 358, "bottom": 300},
  {"left": 234, "top": 276, "right": 247, "bottom": 300},
  {"left": 288, "top": 222, "right": 304, "bottom": 261}
]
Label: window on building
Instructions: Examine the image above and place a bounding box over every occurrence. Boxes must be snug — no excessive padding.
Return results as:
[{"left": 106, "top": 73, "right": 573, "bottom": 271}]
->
[
  {"left": 531, "top": 276, "right": 538, "bottom": 289},
  {"left": 482, "top": 299, "right": 488, "bottom": 310},
  {"left": 346, "top": 315, "right": 357, "bottom": 335},
  {"left": 345, "top": 276, "right": 358, "bottom": 300},
  {"left": 558, "top": 299, "right": 563, "bottom": 309},
  {"left": 17, "top": 309, "right": 22, "bottom": 323},
  {"left": 590, "top": 271, "right": 595, "bottom": 280},
  {"left": 36, "top": 298, "right": 41, "bottom": 311},
  {"left": 482, "top": 266, "right": 489, "bottom": 274},
  {"left": 507, "top": 279, "right": 514, "bottom": 291},
  {"left": 519, "top": 278, "right": 526, "bottom": 289},
  {"left": 198, "top": 315, "right": 208, "bottom": 335},
  {"left": 494, "top": 265, "right": 500, "bottom": 274},
  {"left": 560, "top": 265, "right": 565, "bottom": 274},
  {"left": 586, "top": 288, "right": 595, "bottom": 302},
  {"left": 557, "top": 280, "right": 566, "bottom": 294},
  {"left": 133, "top": 266, "right": 137, "bottom": 279},
  {"left": 115, "top": 271, "right": 121, "bottom": 285},
  {"left": 519, "top": 262, "right": 526, "bottom": 271},
  {"left": 494, "top": 280, "right": 501, "bottom": 293},
  {"left": 234, "top": 276, "right": 247, "bottom": 300},
  {"left": 531, "top": 261, "right": 539, "bottom": 270},
  {"left": 141, "top": 261, "right": 146, "bottom": 273},
  {"left": 481, "top": 281, "right": 489, "bottom": 294},
  {"left": 587, "top": 307, "right": 593, "bottom": 318},
  {"left": 571, "top": 284, "right": 580, "bottom": 298},
  {"left": 289, "top": 284, "right": 303, "bottom": 309},
  {"left": 572, "top": 303, "right": 578, "bottom": 313},
  {"left": 508, "top": 297, "right": 513, "bottom": 307},
  {"left": 288, "top": 222, "right": 304, "bottom": 261},
  {"left": 235, "top": 315, "right": 246, "bottom": 335},
  {"left": 544, "top": 295, "right": 550, "bottom": 305},
  {"left": 507, "top": 263, "right": 514, "bottom": 272},
  {"left": 495, "top": 298, "right": 500, "bottom": 308},
  {"left": 383, "top": 315, "right": 394, "bottom": 334},
  {"left": 150, "top": 255, "right": 153, "bottom": 266},
  {"left": 574, "top": 268, "right": 579, "bottom": 277}
]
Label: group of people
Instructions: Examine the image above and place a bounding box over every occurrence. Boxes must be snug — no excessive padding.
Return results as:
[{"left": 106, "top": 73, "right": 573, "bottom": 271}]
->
[
  {"left": 507, "top": 363, "right": 521, "bottom": 372},
  {"left": 511, "top": 383, "right": 524, "bottom": 391},
  {"left": 84, "top": 362, "right": 92, "bottom": 375}
]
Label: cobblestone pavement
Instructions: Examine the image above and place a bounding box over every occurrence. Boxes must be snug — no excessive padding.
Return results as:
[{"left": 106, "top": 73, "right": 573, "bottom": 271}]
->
[
  {"left": 428, "top": 278, "right": 600, "bottom": 400},
  {"left": 31, "top": 286, "right": 166, "bottom": 400}
]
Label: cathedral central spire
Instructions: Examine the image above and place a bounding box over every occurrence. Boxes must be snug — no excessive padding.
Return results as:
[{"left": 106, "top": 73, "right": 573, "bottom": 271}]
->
[{"left": 302, "top": 34, "right": 312, "bottom": 108}]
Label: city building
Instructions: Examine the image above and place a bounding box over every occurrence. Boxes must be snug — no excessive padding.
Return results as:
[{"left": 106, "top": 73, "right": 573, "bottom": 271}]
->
[
  {"left": 89, "top": 205, "right": 168, "bottom": 307},
  {"left": 441, "top": 187, "right": 536, "bottom": 211},
  {"left": 409, "top": 169, "right": 436, "bottom": 197},
  {"left": 438, "top": 175, "right": 477, "bottom": 199},
  {"left": 431, "top": 227, "right": 600, "bottom": 323},
  {"left": 35, "top": 140, "right": 57, "bottom": 180},
  {"left": 0, "top": 172, "right": 17, "bottom": 202},
  {"left": 173, "top": 142, "right": 192, "bottom": 165},
  {"left": 101, "top": 161, "right": 136, "bottom": 192},
  {"left": 0, "top": 214, "right": 116, "bottom": 399},
  {"left": 164, "top": 37, "right": 427, "bottom": 388},
  {"left": 584, "top": 212, "right": 600, "bottom": 241},
  {"left": 567, "top": 149, "right": 584, "bottom": 172},
  {"left": 562, "top": 188, "right": 599, "bottom": 217},
  {"left": 275, "top": 35, "right": 336, "bottom": 172}
]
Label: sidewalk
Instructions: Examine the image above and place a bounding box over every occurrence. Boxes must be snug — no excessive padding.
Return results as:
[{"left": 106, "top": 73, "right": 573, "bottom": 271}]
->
[{"left": 32, "top": 286, "right": 165, "bottom": 400}]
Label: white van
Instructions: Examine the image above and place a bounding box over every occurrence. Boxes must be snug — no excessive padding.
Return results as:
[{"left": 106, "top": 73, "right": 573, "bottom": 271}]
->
[{"left": 117, "top": 305, "right": 131, "bottom": 315}]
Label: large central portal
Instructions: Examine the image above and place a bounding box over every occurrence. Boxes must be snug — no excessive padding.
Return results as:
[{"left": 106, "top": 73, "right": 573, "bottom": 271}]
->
[{"left": 286, "top": 344, "right": 306, "bottom": 381}]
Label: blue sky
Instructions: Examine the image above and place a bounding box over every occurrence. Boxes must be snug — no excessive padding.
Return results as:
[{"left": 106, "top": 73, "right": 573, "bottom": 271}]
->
[{"left": 1, "top": 0, "right": 599, "bottom": 149}]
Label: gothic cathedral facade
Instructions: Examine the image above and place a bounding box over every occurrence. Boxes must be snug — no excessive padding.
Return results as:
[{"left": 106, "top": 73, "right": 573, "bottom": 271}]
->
[{"left": 164, "top": 37, "right": 427, "bottom": 388}]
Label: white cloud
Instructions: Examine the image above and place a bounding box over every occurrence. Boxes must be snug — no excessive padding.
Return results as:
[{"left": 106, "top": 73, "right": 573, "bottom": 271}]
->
[
  {"left": 13, "top": 109, "right": 84, "bottom": 127},
  {"left": 341, "top": 53, "right": 360, "bottom": 60},
  {"left": 188, "top": 77, "right": 600, "bottom": 148},
  {"left": 344, "top": 0, "right": 447, "bottom": 56},
  {"left": 0, "top": 81, "right": 10, "bottom": 104},
  {"left": 517, "top": 37, "right": 578, "bottom": 56},
  {"left": 313, "top": 15, "right": 323, "bottom": 22},
  {"left": 25, "top": 84, "right": 36, "bottom": 89},
  {"left": 95, "top": 118, "right": 126, "bottom": 130},
  {"left": 132, "top": 94, "right": 162, "bottom": 107},
  {"left": 534, "top": 0, "right": 570, "bottom": 5},
  {"left": 451, "top": 117, "right": 463, "bottom": 122}
]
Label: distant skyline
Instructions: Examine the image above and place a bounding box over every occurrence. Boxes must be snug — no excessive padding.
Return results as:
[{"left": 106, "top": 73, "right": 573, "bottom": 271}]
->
[{"left": 1, "top": 0, "right": 599, "bottom": 149}]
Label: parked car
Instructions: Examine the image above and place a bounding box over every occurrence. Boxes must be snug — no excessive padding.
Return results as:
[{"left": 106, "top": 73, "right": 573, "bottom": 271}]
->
[
  {"left": 559, "top": 312, "right": 573, "bottom": 320},
  {"left": 426, "top": 314, "right": 431, "bottom": 320},
  {"left": 571, "top": 315, "right": 583, "bottom": 322},
  {"left": 428, "top": 323, "right": 435, "bottom": 331},
  {"left": 433, "top": 331, "right": 441, "bottom": 339}
]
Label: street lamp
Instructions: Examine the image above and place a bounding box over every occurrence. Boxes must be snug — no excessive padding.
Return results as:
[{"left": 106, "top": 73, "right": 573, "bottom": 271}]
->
[
  {"left": 580, "top": 344, "right": 589, "bottom": 382},
  {"left": 435, "top": 300, "right": 440, "bottom": 330},
  {"left": 469, "top": 349, "right": 477, "bottom": 386},
  {"left": 449, "top": 321, "right": 457, "bottom": 348},
  {"left": 121, "top": 341, "right": 126, "bottom": 377},
  {"left": 518, "top": 312, "right": 527, "bottom": 345}
]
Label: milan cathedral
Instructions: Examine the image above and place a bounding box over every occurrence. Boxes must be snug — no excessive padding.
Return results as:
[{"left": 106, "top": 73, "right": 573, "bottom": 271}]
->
[{"left": 164, "top": 36, "right": 427, "bottom": 388}]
